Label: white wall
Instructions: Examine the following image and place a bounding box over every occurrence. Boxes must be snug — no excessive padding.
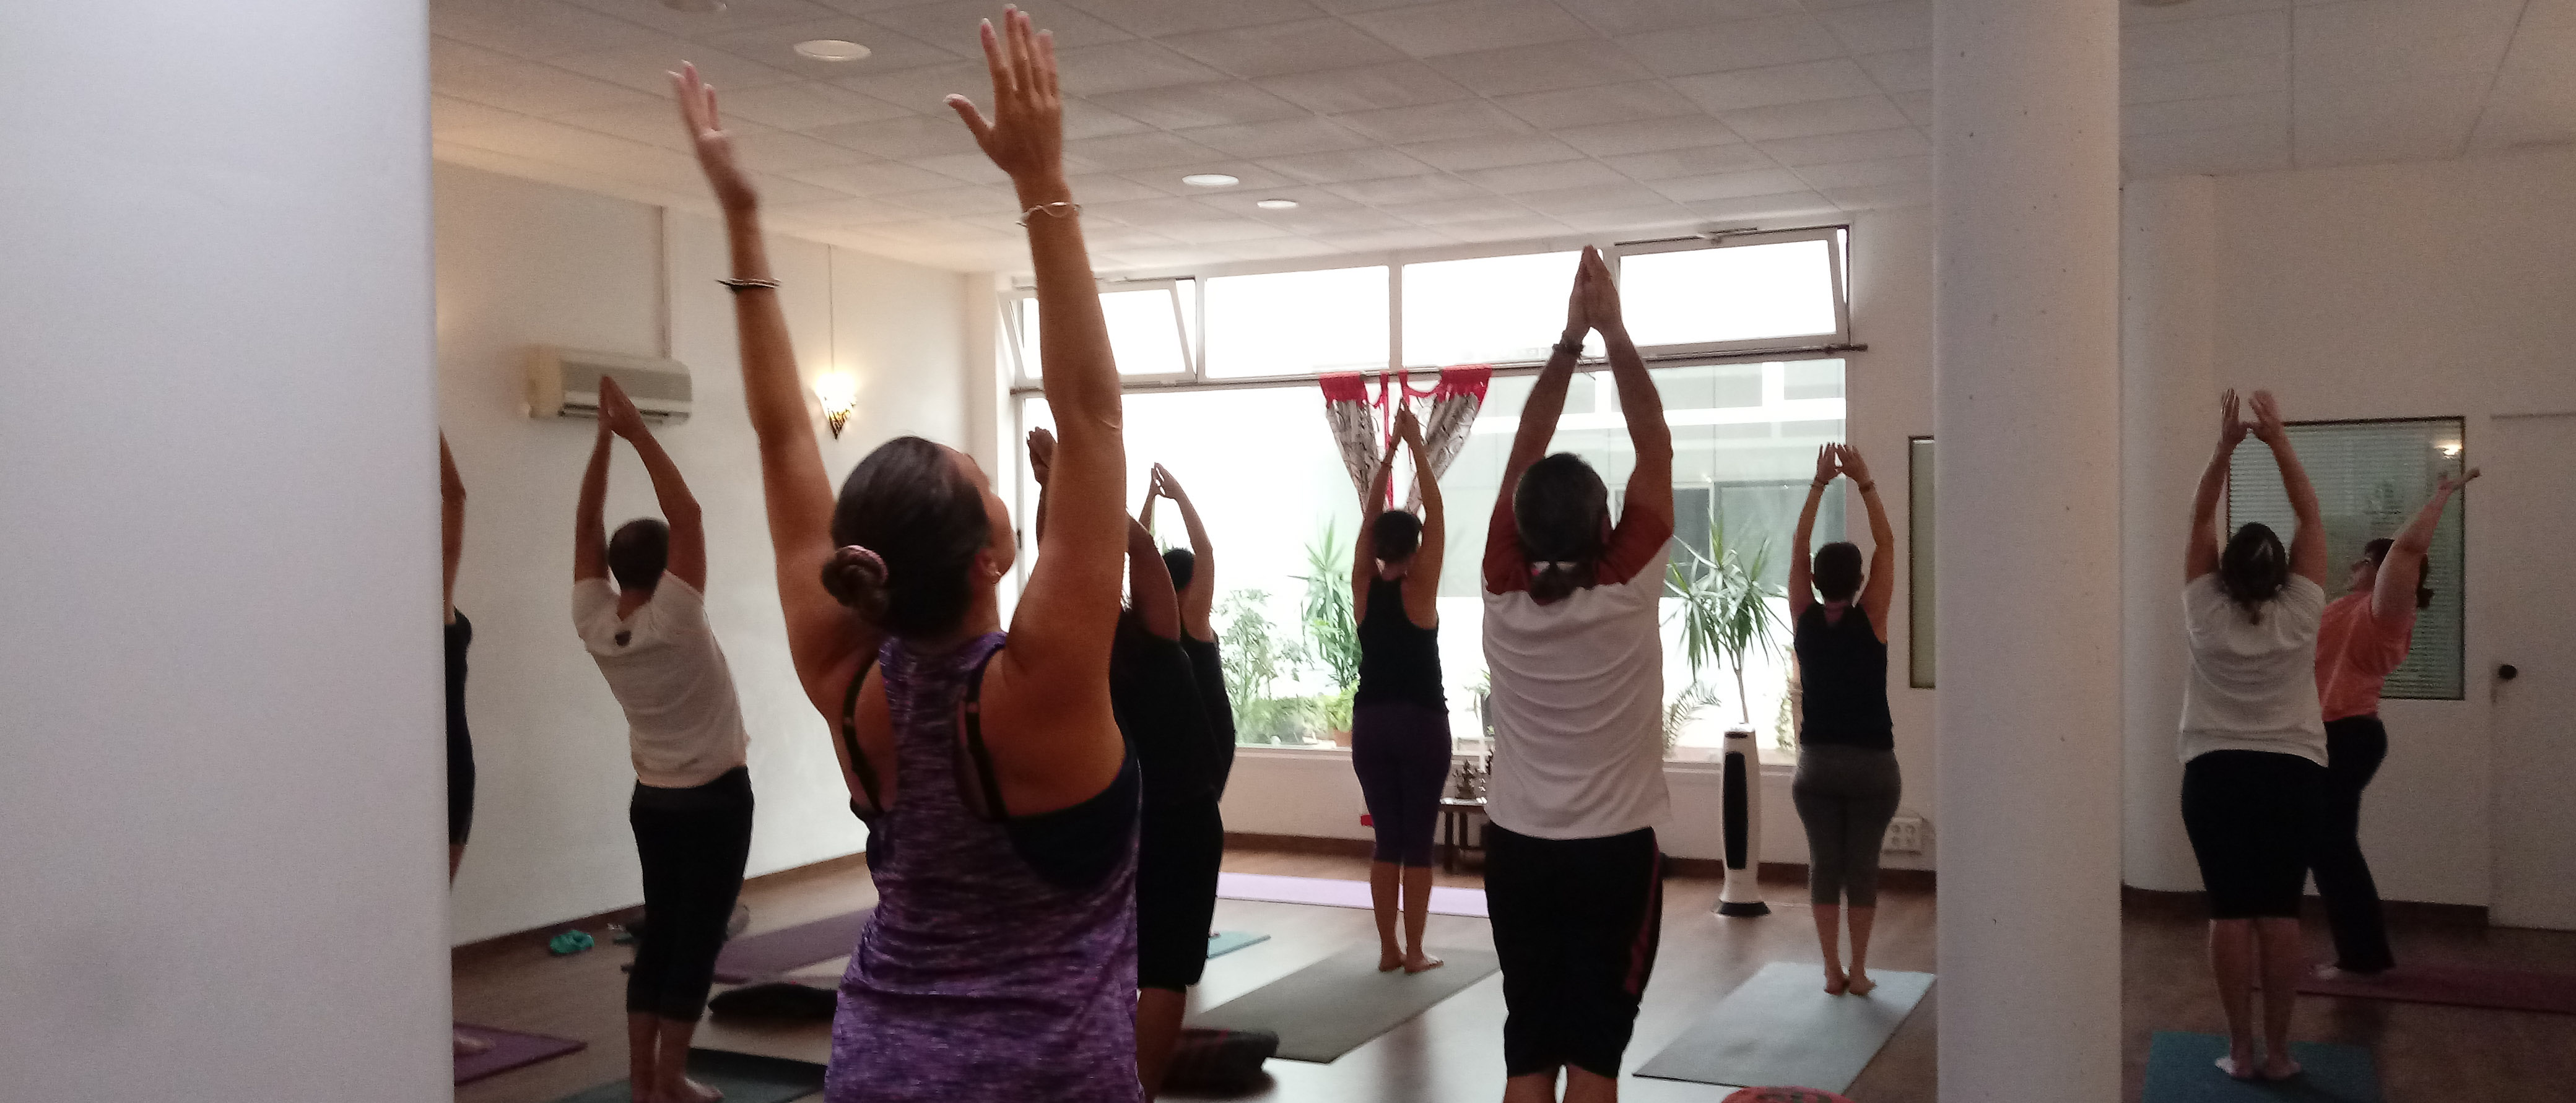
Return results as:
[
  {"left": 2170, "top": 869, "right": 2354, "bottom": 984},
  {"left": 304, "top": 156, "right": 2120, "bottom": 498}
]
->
[
  {"left": 1219, "top": 203, "right": 1944, "bottom": 872},
  {"left": 0, "top": 4, "right": 448, "bottom": 1100},
  {"left": 434, "top": 163, "right": 975, "bottom": 943}
]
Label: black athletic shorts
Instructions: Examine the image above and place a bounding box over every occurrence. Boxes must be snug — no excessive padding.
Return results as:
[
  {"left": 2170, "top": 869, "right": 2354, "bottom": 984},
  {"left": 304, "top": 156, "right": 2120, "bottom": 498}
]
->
[{"left": 2182, "top": 750, "right": 2327, "bottom": 919}]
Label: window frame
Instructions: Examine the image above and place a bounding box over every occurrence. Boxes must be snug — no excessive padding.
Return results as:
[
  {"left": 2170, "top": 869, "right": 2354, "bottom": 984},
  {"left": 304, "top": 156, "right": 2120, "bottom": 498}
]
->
[
  {"left": 1609, "top": 227, "right": 1852, "bottom": 360},
  {"left": 1001, "top": 277, "right": 1195, "bottom": 387}
]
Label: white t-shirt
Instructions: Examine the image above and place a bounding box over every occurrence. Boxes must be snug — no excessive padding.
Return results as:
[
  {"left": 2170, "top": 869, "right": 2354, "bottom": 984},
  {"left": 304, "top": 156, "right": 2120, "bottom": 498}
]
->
[
  {"left": 1480, "top": 548, "right": 1673, "bottom": 840},
  {"left": 574, "top": 577, "right": 751, "bottom": 788},
  {"left": 2178, "top": 573, "right": 2328, "bottom": 766}
]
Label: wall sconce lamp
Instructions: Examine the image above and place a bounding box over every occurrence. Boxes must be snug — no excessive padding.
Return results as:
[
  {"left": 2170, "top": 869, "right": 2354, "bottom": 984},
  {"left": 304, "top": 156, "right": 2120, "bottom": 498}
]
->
[{"left": 816, "top": 371, "right": 857, "bottom": 439}]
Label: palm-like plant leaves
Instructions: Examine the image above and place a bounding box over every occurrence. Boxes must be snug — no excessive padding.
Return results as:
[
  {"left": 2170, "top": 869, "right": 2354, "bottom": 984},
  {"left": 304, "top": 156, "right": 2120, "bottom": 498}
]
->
[{"left": 1665, "top": 515, "right": 1788, "bottom": 724}]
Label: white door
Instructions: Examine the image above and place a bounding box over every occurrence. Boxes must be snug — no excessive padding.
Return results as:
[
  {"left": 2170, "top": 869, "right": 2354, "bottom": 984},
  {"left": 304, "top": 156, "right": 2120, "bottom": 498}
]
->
[{"left": 2487, "top": 413, "right": 2576, "bottom": 930}]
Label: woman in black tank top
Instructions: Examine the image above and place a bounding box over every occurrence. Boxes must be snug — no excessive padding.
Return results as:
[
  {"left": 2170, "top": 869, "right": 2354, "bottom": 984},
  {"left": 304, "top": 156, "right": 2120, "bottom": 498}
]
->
[
  {"left": 1348, "top": 409, "right": 1453, "bottom": 974},
  {"left": 1788, "top": 444, "right": 1902, "bottom": 998}
]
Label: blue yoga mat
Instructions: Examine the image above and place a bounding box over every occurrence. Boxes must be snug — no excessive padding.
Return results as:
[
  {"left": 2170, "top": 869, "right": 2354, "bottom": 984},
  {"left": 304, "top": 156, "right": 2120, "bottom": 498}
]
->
[
  {"left": 2142, "top": 1032, "right": 2380, "bottom": 1103},
  {"left": 1208, "top": 930, "right": 1269, "bottom": 959}
]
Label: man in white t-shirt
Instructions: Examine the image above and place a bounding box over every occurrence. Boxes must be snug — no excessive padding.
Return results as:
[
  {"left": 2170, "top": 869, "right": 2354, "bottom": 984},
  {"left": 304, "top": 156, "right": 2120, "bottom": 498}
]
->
[{"left": 572, "top": 377, "right": 752, "bottom": 1103}]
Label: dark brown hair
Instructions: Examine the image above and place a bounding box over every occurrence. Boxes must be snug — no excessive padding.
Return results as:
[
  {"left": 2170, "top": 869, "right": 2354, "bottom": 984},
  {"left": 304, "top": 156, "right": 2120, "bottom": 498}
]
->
[
  {"left": 821, "top": 436, "right": 991, "bottom": 638},
  {"left": 1513, "top": 452, "right": 1608, "bottom": 603},
  {"left": 1372, "top": 509, "right": 1422, "bottom": 562},
  {"left": 2221, "top": 522, "right": 2289, "bottom": 623},
  {"left": 1812, "top": 541, "right": 1863, "bottom": 603},
  {"left": 608, "top": 518, "right": 668, "bottom": 592},
  {"left": 1162, "top": 547, "right": 1196, "bottom": 593}
]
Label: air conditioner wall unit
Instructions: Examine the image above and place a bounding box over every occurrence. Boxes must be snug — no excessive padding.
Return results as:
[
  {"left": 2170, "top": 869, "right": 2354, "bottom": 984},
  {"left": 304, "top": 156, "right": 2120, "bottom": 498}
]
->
[{"left": 528, "top": 346, "right": 692, "bottom": 426}]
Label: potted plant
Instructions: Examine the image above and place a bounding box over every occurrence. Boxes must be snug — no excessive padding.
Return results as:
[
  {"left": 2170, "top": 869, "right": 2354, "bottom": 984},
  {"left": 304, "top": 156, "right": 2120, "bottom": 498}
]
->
[
  {"left": 1665, "top": 514, "right": 1790, "bottom": 741},
  {"left": 1296, "top": 521, "right": 1362, "bottom": 745}
]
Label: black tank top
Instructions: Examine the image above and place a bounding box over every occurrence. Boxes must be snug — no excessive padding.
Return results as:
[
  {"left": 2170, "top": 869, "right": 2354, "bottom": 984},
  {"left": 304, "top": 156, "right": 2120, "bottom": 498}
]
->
[
  {"left": 1355, "top": 576, "right": 1443, "bottom": 709},
  {"left": 444, "top": 612, "right": 473, "bottom": 750},
  {"left": 1112, "top": 619, "right": 1217, "bottom": 807},
  {"left": 1793, "top": 603, "right": 1893, "bottom": 751}
]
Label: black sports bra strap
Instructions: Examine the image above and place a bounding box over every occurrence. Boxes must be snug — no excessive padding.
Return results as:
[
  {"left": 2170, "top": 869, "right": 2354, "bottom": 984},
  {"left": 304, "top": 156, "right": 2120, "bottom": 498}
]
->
[
  {"left": 839, "top": 656, "right": 885, "bottom": 818},
  {"left": 957, "top": 646, "right": 1010, "bottom": 821}
]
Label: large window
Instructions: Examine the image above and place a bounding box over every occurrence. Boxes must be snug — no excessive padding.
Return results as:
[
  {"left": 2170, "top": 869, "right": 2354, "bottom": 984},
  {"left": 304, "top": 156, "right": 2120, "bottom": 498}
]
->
[
  {"left": 1006, "top": 279, "right": 1194, "bottom": 382},
  {"left": 1201, "top": 266, "right": 1386, "bottom": 379},
  {"left": 1401, "top": 251, "right": 1602, "bottom": 367},
  {"left": 2229, "top": 417, "right": 2467, "bottom": 699}
]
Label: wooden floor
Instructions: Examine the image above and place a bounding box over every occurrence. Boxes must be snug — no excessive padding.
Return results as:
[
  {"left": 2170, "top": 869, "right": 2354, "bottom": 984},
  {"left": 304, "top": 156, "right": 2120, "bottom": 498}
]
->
[{"left": 454, "top": 846, "right": 2576, "bottom": 1102}]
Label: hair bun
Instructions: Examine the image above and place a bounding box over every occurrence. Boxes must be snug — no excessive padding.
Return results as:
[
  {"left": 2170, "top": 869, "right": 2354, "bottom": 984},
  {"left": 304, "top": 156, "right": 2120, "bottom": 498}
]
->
[{"left": 822, "top": 545, "right": 891, "bottom": 621}]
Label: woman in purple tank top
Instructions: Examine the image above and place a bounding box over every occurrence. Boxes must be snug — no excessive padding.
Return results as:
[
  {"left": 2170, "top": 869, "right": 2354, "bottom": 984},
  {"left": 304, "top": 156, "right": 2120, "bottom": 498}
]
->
[{"left": 672, "top": 13, "right": 1141, "bottom": 1099}]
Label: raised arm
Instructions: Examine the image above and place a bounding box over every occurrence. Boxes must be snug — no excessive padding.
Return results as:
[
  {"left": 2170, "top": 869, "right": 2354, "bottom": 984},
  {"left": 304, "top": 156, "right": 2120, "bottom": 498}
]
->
[
  {"left": 600, "top": 376, "right": 707, "bottom": 594},
  {"left": 1352, "top": 429, "right": 1398, "bottom": 623},
  {"left": 950, "top": 12, "right": 1126, "bottom": 782},
  {"left": 441, "top": 433, "right": 466, "bottom": 623},
  {"left": 1590, "top": 247, "right": 1674, "bottom": 545},
  {"left": 2186, "top": 389, "right": 2248, "bottom": 583},
  {"left": 574, "top": 417, "right": 611, "bottom": 584},
  {"left": 1155, "top": 464, "right": 1218, "bottom": 640},
  {"left": 673, "top": 63, "right": 871, "bottom": 695},
  {"left": 1126, "top": 515, "right": 1179, "bottom": 641},
  {"left": 1839, "top": 444, "right": 1897, "bottom": 642},
  {"left": 1398, "top": 410, "right": 1443, "bottom": 629},
  {"left": 2374, "top": 468, "right": 2478, "bottom": 621},
  {"left": 1789, "top": 445, "right": 1836, "bottom": 620},
  {"left": 1483, "top": 251, "right": 1592, "bottom": 593},
  {"left": 2250, "top": 391, "right": 2327, "bottom": 587}
]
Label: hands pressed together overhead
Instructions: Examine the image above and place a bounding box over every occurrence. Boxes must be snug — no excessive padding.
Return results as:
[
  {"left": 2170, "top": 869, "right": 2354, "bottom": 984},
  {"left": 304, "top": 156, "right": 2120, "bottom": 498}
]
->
[
  {"left": 1562, "top": 246, "right": 1624, "bottom": 342},
  {"left": 598, "top": 375, "right": 648, "bottom": 440}
]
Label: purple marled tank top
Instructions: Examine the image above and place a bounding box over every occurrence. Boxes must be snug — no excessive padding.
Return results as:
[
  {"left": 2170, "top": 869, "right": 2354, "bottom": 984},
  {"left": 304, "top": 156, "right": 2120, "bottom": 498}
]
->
[{"left": 827, "top": 632, "right": 1142, "bottom": 1102}]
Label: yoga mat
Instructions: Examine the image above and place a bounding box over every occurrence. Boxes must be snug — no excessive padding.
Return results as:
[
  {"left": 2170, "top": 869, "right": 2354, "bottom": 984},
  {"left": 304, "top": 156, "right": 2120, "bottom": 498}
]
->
[
  {"left": 1635, "top": 962, "right": 1933, "bottom": 1092},
  {"left": 1215, "top": 872, "right": 1489, "bottom": 918},
  {"left": 1208, "top": 930, "right": 1269, "bottom": 958},
  {"left": 712, "top": 909, "right": 871, "bottom": 984},
  {"left": 547, "top": 1049, "right": 827, "bottom": 1103},
  {"left": 1188, "top": 945, "right": 1500, "bottom": 1062},
  {"left": 453, "top": 1024, "right": 586, "bottom": 1086},
  {"left": 2141, "top": 1032, "right": 2379, "bottom": 1103},
  {"left": 2295, "top": 962, "right": 2576, "bottom": 1015}
]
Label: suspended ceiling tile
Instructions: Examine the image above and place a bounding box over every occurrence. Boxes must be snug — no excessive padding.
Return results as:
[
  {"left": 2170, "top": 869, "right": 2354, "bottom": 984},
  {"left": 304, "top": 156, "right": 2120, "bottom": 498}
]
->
[
  {"left": 1067, "top": 0, "right": 1331, "bottom": 38},
  {"left": 1458, "top": 158, "right": 1630, "bottom": 194},
  {"left": 433, "top": 61, "right": 668, "bottom": 116},
  {"left": 1616, "top": 14, "right": 1846, "bottom": 77},
  {"left": 1720, "top": 95, "right": 1910, "bottom": 142},
  {"left": 1644, "top": 167, "right": 1813, "bottom": 202},
  {"left": 1178, "top": 116, "right": 1382, "bottom": 159},
  {"left": 1049, "top": 40, "right": 1230, "bottom": 94},
  {"left": 1671, "top": 58, "right": 1882, "bottom": 113},
  {"left": 1344, "top": 0, "right": 1599, "bottom": 58},
  {"left": 1320, "top": 171, "right": 1493, "bottom": 205},
  {"left": 1753, "top": 126, "right": 1931, "bottom": 167},
  {"left": 2120, "top": 11, "right": 2290, "bottom": 69},
  {"left": 1159, "top": 17, "right": 1411, "bottom": 78},
  {"left": 1256, "top": 146, "right": 1444, "bottom": 185},
  {"left": 1089, "top": 82, "right": 1312, "bottom": 131},
  {"left": 1256, "top": 61, "right": 1478, "bottom": 115},
  {"left": 1333, "top": 100, "right": 1534, "bottom": 145},
  {"left": 1855, "top": 48, "right": 1931, "bottom": 95},
  {"left": 2123, "top": 53, "right": 2289, "bottom": 106},
  {"left": 861, "top": 1, "right": 1135, "bottom": 50},
  {"left": 2123, "top": 92, "right": 2289, "bottom": 138},
  {"left": 1816, "top": 1, "right": 1931, "bottom": 57},
  {"left": 1422, "top": 39, "right": 1656, "bottom": 97},
  {"left": 715, "top": 81, "right": 913, "bottom": 130},
  {"left": 1492, "top": 80, "right": 1703, "bottom": 131},
  {"left": 1606, "top": 144, "right": 1779, "bottom": 181},
  {"left": 1397, "top": 134, "right": 1592, "bottom": 173},
  {"left": 1555, "top": 115, "right": 1750, "bottom": 157},
  {"left": 1567, "top": 0, "right": 1804, "bottom": 38}
]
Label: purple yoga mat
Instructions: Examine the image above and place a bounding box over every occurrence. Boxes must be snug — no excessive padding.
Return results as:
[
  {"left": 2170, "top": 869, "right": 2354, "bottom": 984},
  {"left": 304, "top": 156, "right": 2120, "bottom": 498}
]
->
[
  {"left": 2297, "top": 962, "right": 2576, "bottom": 1014},
  {"left": 453, "top": 1023, "right": 586, "bottom": 1085},
  {"left": 1215, "top": 872, "right": 1489, "bottom": 918},
  {"left": 711, "top": 909, "right": 873, "bottom": 984}
]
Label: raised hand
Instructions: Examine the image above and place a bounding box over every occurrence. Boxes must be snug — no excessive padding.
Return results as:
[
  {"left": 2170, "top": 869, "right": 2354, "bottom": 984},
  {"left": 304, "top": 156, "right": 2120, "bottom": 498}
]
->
[
  {"left": 1026, "top": 426, "right": 1056, "bottom": 486},
  {"left": 946, "top": 10, "right": 1064, "bottom": 192},
  {"left": 1393, "top": 405, "right": 1423, "bottom": 447},
  {"left": 1573, "top": 245, "right": 1622, "bottom": 335},
  {"left": 1151, "top": 462, "right": 1185, "bottom": 502},
  {"left": 598, "top": 375, "right": 648, "bottom": 439},
  {"left": 1814, "top": 444, "right": 1841, "bottom": 485},
  {"left": 671, "top": 63, "right": 757, "bottom": 213},
  {"left": 2442, "top": 467, "right": 2482, "bottom": 493},
  {"left": 2218, "top": 389, "right": 2250, "bottom": 452},
  {"left": 1835, "top": 443, "right": 1873, "bottom": 487},
  {"left": 2249, "top": 389, "right": 2287, "bottom": 446}
]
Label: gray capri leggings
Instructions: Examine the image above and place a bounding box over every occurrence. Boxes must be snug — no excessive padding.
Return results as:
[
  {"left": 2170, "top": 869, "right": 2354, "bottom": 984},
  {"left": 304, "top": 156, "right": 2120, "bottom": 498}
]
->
[{"left": 1791, "top": 744, "right": 1902, "bottom": 907}]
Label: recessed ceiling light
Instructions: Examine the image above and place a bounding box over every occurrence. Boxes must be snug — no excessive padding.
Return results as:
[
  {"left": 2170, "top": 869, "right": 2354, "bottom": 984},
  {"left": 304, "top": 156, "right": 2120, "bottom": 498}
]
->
[
  {"left": 1255, "top": 198, "right": 1299, "bottom": 210},
  {"left": 794, "top": 39, "right": 872, "bottom": 61},
  {"left": 663, "top": 0, "right": 726, "bottom": 11},
  {"left": 1181, "top": 173, "right": 1242, "bottom": 188}
]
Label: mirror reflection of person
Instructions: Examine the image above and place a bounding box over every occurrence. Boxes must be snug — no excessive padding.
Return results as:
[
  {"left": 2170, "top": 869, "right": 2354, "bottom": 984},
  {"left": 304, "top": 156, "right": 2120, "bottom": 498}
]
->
[
  {"left": 573, "top": 376, "right": 754, "bottom": 1103},
  {"left": 671, "top": 11, "right": 1148, "bottom": 1097}
]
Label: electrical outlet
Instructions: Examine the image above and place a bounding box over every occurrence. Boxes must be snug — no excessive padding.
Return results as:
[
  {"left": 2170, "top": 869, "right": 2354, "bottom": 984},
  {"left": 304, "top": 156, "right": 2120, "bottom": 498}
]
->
[{"left": 1883, "top": 813, "right": 1926, "bottom": 854}]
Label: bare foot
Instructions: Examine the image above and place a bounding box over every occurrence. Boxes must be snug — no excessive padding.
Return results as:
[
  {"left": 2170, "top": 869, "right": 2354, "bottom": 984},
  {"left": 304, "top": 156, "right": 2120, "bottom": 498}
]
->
[
  {"left": 1403, "top": 952, "right": 1445, "bottom": 974},
  {"left": 1822, "top": 966, "right": 1848, "bottom": 996},
  {"left": 663, "top": 1076, "right": 724, "bottom": 1103},
  {"left": 1845, "top": 972, "right": 1877, "bottom": 997},
  {"left": 453, "top": 1031, "right": 494, "bottom": 1057},
  {"left": 2313, "top": 964, "right": 2387, "bottom": 983},
  {"left": 2215, "top": 1052, "right": 2257, "bottom": 1081},
  {"left": 1378, "top": 948, "right": 1404, "bottom": 972},
  {"left": 2260, "top": 1056, "right": 2302, "bottom": 1081}
]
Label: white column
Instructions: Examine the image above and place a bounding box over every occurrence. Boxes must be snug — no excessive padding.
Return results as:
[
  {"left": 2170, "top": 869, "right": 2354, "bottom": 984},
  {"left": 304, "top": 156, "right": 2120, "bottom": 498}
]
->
[
  {"left": 1932, "top": 1, "right": 2123, "bottom": 1099},
  {"left": 0, "top": 4, "right": 445, "bottom": 1101},
  {"left": 2121, "top": 177, "right": 2219, "bottom": 892}
]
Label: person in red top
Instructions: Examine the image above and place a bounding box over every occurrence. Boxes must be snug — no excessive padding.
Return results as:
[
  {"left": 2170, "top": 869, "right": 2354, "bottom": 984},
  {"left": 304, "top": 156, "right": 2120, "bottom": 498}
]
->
[{"left": 2310, "top": 467, "right": 2478, "bottom": 979}]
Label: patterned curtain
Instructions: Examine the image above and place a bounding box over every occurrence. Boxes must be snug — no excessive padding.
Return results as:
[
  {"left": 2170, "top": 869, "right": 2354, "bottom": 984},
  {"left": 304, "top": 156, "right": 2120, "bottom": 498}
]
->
[{"left": 1321, "top": 366, "right": 1492, "bottom": 511}]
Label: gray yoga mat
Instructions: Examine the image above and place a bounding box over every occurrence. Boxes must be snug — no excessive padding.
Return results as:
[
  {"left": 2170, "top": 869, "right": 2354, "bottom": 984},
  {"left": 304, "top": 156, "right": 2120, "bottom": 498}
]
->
[
  {"left": 1187, "top": 945, "right": 1500, "bottom": 1063},
  {"left": 547, "top": 1049, "right": 825, "bottom": 1103},
  {"left": 1635, "top": 961, "right": 1933, "bottom": 1092}
]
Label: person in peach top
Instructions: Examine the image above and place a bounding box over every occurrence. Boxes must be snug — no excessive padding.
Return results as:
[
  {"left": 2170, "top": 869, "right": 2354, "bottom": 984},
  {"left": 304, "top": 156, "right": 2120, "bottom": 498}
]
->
[{"left": 2309, "top": 467, "right": 2479, "bottom": 980}]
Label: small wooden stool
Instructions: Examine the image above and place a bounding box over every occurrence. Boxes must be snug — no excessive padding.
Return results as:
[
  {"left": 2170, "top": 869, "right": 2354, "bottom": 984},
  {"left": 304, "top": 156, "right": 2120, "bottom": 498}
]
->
[{"left": 1437, "top": 797, "right": 1488, "bottom": 873}]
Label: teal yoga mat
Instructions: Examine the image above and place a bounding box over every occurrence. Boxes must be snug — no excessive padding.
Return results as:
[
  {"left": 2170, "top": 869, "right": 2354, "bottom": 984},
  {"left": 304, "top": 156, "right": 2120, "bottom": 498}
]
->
[
  {"left": 547, "top": 1049, "right": 826, "bottom": 1103},
  {"left": 1208, "top": 930, "right": 1269, "bottom": 958},
  {"left": 1634, "top": 962, "right": 1933, "bottom": 1092},
  {"left": 2141, "top": 1032, "right": 2380, "bottom": 1103}
]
